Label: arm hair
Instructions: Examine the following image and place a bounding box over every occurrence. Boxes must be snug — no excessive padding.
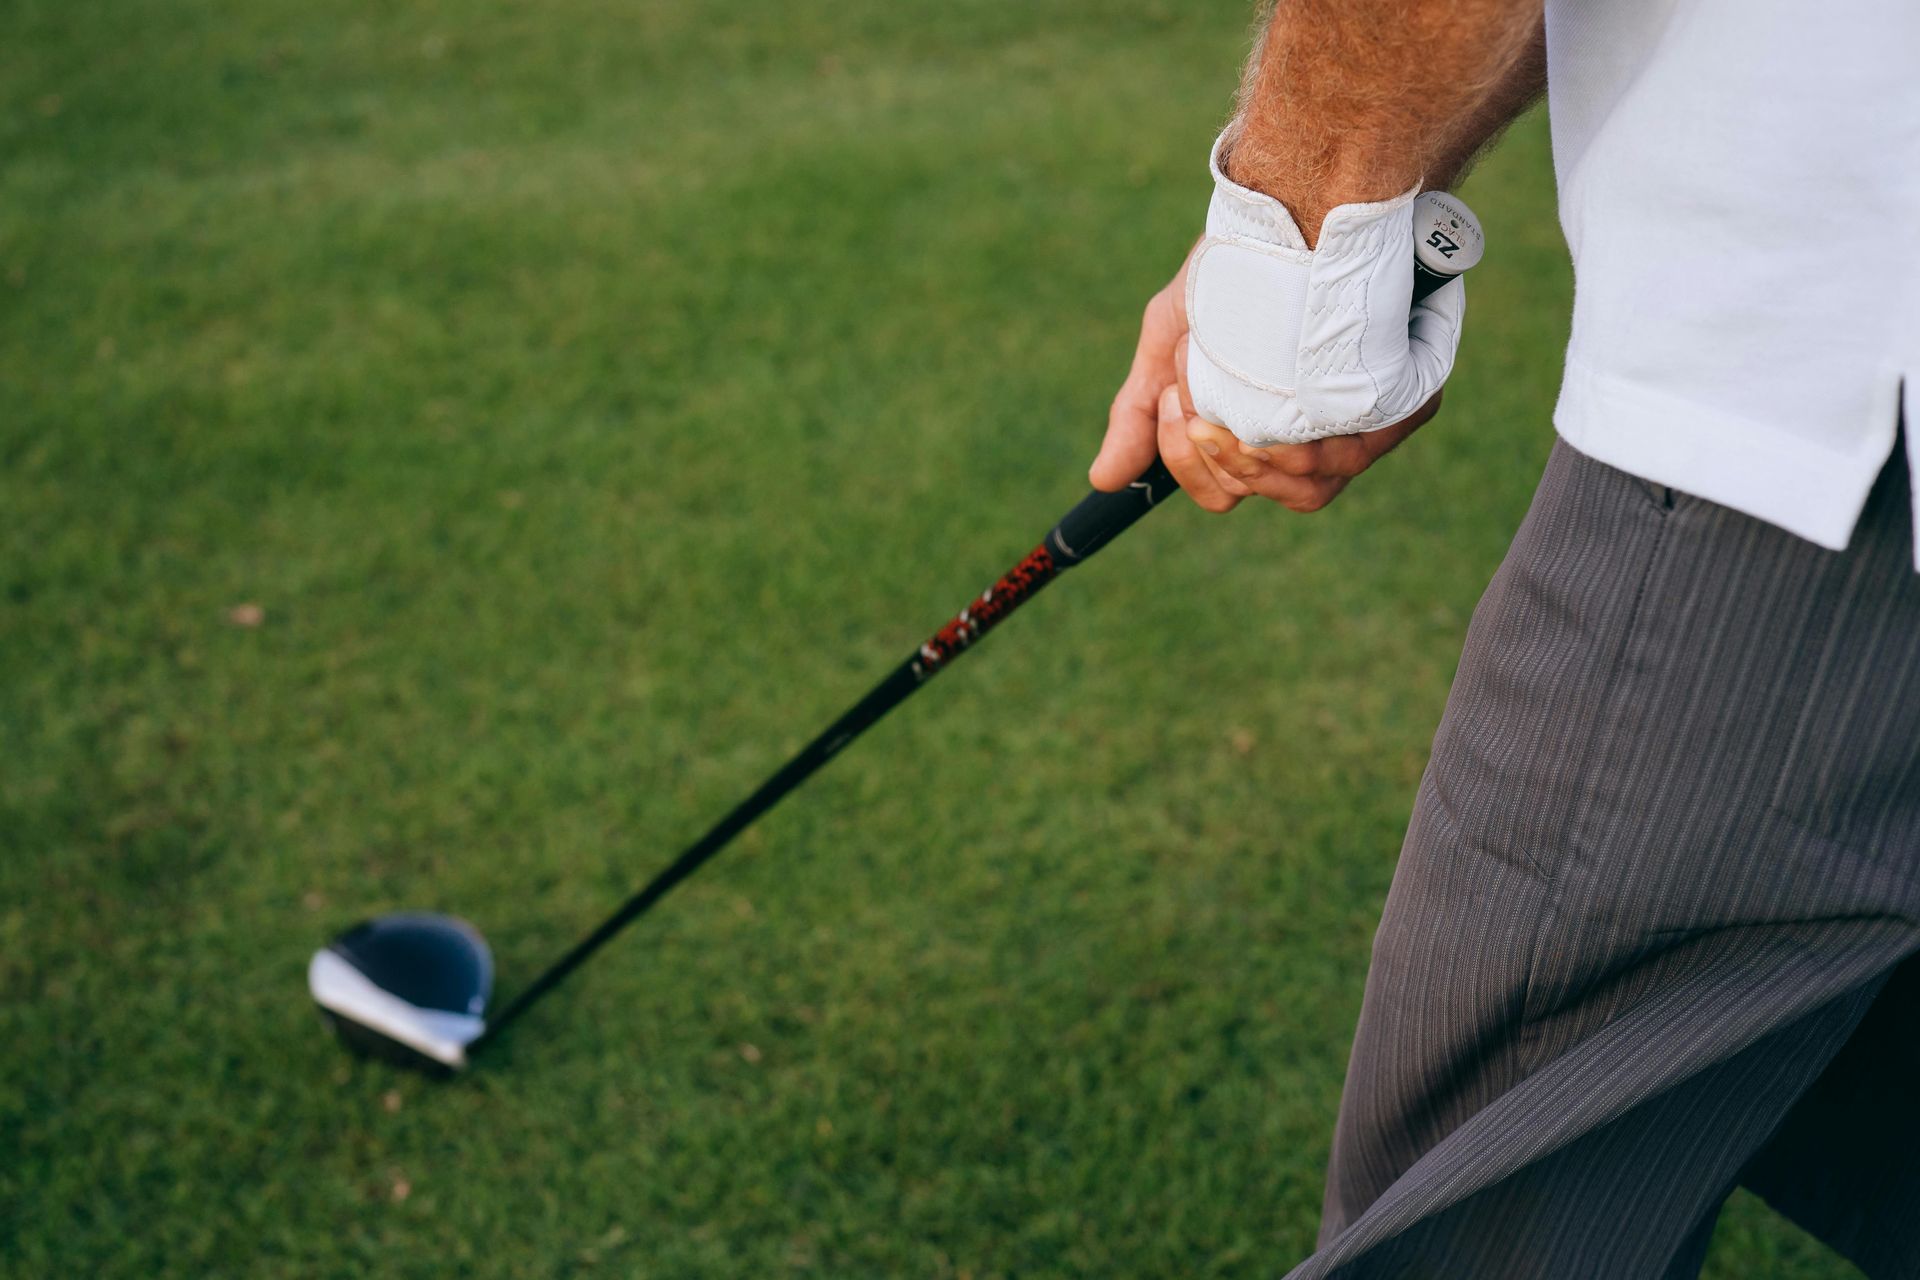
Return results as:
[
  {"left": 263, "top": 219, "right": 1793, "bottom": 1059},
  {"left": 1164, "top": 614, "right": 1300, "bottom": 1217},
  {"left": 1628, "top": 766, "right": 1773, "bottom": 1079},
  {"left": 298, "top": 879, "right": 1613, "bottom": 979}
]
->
[{"left": 1227, "top": 0, "right": 1546, "bottom": 243}]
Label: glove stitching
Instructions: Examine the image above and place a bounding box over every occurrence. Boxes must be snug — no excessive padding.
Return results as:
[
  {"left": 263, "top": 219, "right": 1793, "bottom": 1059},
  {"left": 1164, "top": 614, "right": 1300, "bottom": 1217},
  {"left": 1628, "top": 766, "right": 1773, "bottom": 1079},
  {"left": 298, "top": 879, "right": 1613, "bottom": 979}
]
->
[
  {"left": 1355, "top": 221, "right": 1383, "bottom": 413},
  {"left": 1189, "top": 325, "right": 1302, "bottom": 401}
]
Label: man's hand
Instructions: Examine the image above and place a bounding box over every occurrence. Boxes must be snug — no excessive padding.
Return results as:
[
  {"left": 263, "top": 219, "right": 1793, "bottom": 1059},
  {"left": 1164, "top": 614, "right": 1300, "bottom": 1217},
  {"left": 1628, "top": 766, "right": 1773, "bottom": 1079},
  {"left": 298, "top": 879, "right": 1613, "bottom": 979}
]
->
[
  {"left": 1091, "top": 255, "right": 1245, "bottom": 513},
  {"left": 1091, "top": 0, "right": 1544, "bottom": 513},
  {"left": 1184, "top": 392, "right": 1440, "bottom": 512},
  {"left": 1089, "top": 254, "right": 1441, "bottom": 513}
]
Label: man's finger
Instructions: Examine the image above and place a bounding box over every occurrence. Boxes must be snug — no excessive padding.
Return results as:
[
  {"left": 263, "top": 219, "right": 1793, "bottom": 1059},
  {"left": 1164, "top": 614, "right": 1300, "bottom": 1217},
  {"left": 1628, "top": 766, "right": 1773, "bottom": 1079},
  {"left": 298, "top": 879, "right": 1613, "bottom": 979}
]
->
[
  {"left": 1265, "top": 441, "right": 1322, "bottom": 476},
  {"left": 1157, "top": 384, "right": 1241, "bottom": 513},
  {"left": 1236, "top": 469, "right": 1349, "bottom": 512},
  {"left": 1315, "top": 434, "right": 1374, "bottom": 477},
  {"left": 1091, "top": 377, "right": 1164, "bottom": 491},
  {"left": 1184, "top": 418, "right": 1263, "bottom": 482},
  {"left": 1172, "top": 337, "right": 1199, "bottom": 419},
  {"left": 1182, "top": 426, "right": 1259, "bottom": 498},
  {"left": 1170, "top": 320, "right": 1251, "bottom": 496},
  {"left": 1135, "top": 285, "right": 1183, "bottom": 369},
  {"left": 1197, "top": 447, "right": 1255, "bottom": 497}
]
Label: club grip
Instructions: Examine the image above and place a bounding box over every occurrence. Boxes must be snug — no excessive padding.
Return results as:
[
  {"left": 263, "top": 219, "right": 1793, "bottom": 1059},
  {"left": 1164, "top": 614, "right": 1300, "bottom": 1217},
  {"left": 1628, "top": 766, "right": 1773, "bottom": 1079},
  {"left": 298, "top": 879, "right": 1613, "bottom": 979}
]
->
[
  {"left": 1411, "top": 189, "right": 1481, "bottom": 303},
  {"left": 1044, "top": 458, "right": 1180, "bottom": 567},
  {"left": 1411, "top": 262, "right": 1458, "bottom": 303}
]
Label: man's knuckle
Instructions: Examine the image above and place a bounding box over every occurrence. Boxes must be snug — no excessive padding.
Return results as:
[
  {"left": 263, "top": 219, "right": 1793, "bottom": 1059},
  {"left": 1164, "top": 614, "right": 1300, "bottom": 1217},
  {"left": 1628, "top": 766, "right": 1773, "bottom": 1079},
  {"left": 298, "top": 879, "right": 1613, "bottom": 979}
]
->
[{"left": 1282, "top": 484, "right": 1335, "bottom": 513}]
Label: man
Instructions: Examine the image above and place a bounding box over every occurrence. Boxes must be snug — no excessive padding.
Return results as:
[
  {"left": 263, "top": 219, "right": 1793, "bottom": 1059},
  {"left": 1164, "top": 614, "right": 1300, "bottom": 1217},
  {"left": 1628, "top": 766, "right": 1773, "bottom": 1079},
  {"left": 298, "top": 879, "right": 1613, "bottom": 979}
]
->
[{"left": 1090, "top": 1, "right": 1920, "bottom": 1275}]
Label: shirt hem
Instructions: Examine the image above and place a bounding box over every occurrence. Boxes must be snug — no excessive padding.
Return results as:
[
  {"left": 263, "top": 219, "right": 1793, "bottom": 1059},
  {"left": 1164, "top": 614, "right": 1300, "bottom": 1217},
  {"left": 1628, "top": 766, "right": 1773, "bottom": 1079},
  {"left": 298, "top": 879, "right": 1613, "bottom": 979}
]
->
[{"left": 1552, "top": 356, "right": 1899, "bottom": 554}]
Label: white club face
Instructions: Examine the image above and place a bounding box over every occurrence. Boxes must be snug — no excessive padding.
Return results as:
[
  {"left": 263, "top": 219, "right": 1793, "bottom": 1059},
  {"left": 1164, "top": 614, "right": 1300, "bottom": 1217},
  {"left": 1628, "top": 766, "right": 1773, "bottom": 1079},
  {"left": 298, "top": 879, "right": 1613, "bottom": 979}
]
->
[{"left": 1413, "top": 191, "right": 1485, "bottom": 279}]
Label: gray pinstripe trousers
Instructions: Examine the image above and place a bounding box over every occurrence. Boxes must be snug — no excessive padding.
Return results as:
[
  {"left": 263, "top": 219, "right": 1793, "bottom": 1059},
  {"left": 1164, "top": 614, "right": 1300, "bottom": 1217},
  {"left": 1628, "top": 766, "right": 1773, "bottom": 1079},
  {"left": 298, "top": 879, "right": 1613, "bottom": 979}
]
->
[{"left": 1290, "top": 441, "right": 1920, "bottom": 1279}]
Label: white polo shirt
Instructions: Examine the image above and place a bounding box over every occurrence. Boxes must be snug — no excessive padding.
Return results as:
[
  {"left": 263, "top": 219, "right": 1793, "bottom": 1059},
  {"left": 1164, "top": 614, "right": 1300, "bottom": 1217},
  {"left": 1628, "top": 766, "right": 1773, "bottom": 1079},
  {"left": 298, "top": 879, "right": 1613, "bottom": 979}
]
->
[{"left": 1544, "top": 0, "right": 1920, "bottom": 565}]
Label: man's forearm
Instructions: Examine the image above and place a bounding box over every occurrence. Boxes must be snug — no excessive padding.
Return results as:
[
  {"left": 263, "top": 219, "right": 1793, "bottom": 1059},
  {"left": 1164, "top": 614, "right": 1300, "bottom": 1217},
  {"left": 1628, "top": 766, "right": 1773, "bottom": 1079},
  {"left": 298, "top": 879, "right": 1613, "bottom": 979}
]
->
[{"left": 1227, "top": 0, "right": 1545, "bottom": 243}]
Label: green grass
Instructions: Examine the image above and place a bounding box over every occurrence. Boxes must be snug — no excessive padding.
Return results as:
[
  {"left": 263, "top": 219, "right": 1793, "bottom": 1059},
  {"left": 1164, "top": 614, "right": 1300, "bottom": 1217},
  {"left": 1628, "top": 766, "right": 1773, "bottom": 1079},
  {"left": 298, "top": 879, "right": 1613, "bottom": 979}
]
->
[{"left": 0, "top": 2, "right": 1861, "bottom": 1276}]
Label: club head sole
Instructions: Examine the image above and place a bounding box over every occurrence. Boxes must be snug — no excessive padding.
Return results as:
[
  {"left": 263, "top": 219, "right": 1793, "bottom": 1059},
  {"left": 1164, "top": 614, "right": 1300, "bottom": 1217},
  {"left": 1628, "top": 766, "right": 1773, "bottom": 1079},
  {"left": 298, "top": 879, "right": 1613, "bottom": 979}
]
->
[{"left": 317, "top": 1005, "right": 465, "bottom": 1079}]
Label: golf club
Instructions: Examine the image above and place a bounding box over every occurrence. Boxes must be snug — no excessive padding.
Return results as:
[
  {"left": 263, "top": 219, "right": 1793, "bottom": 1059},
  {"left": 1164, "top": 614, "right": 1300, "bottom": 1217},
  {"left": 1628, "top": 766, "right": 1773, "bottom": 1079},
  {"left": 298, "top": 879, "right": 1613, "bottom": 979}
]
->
[{"left": 309, "top": 191, "right": 1483, "bottom": 1076}]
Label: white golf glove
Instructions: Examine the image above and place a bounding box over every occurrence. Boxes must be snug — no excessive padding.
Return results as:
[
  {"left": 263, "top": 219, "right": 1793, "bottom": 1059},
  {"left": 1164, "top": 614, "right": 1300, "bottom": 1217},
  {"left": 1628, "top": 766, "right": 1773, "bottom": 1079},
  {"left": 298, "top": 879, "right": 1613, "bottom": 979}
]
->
[{"left": 1184, "top": 132, "right": 1466, "bottom": 448}]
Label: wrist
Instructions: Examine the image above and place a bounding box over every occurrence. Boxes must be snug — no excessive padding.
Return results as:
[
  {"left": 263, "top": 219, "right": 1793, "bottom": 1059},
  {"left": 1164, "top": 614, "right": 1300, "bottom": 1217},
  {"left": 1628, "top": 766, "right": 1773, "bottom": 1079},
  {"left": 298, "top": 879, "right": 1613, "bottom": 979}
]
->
[{"left": 1220, "top": 122, "right": 1418, "bottom": 249}]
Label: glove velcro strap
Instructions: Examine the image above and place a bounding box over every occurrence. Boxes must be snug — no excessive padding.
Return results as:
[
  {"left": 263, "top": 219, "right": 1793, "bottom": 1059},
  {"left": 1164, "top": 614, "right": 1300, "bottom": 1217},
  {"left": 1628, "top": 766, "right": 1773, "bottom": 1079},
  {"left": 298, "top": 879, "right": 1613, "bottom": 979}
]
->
[{"left": 1186, "top": 236, "right": 1311, "bottom": 396}]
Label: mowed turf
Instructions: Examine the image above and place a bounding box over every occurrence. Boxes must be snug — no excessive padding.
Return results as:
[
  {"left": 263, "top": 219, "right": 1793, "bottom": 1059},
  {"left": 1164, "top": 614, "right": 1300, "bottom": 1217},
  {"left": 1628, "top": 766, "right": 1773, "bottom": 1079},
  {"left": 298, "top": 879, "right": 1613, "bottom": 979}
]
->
[{"left": 0, "top": 2, "right": 1862, "bottom": 1276}]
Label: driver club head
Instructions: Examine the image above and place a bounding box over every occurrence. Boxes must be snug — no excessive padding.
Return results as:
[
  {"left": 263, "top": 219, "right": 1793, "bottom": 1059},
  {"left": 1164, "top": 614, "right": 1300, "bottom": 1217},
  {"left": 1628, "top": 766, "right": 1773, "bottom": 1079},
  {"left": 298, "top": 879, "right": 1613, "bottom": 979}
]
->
[{"left": 308, "top": 913, "right": 493, "bottom": 1077}]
